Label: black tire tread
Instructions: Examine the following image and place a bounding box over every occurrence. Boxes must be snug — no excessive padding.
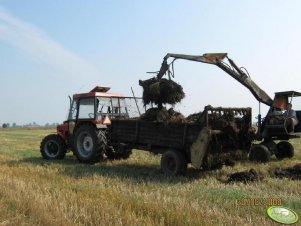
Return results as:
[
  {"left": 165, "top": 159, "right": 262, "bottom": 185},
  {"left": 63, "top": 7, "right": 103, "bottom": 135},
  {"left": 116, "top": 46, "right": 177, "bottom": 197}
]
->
[
  {"left": 40, "top": 134, "right": 67, "bottom": 160},
  {"left": 161, "top": 149, "right": 187, "bottom": 176},
  {"left": 275, "top": 141, "right": 294, "bottom": 159},
  {"left": 74, "top": 124, "right": 107, "bottom": 163},
  {"left": 105, "top": 146, "right": 132, "bottom": 160},
  {"left": 249, "top": 144, "right": 271, "bottom": 163}
]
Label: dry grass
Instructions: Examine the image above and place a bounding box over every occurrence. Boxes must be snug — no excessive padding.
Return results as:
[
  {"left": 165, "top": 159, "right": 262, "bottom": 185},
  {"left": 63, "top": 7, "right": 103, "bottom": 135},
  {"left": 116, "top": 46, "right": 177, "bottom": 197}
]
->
[{"left": 0, "top": 128, "right": 300, "bottom": 226}]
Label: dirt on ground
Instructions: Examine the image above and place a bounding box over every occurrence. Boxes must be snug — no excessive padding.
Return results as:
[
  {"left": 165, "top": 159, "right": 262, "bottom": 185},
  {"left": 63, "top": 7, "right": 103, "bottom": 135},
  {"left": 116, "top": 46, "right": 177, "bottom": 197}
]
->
[
  {"left": 225, "top": 163, "right": 301, "bottom": 184},
  {"left": 273, "top": 163, "right": 301, "bottom": 180},
  {"left": 202, "top": 150, "right": 249, "bottom": 170},
  {"left": 226, "top": 168, "right": 263, "bottom": 183}
]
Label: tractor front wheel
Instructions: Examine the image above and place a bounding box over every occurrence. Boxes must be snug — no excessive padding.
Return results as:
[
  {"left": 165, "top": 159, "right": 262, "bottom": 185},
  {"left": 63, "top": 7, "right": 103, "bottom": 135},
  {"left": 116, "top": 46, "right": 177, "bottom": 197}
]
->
[
  {"left": 40, "top": 134, "right": 67, "bottom": 160},
  {"left": 74, "top": 124, "right": 107, "bottom": 163}
]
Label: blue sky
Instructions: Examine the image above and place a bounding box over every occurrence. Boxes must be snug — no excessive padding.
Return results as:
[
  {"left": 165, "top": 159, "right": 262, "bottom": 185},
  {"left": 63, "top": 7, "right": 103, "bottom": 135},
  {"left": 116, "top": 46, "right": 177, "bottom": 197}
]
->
[{"left": 1, "top": 1, "right": 301, "bottom": 125}]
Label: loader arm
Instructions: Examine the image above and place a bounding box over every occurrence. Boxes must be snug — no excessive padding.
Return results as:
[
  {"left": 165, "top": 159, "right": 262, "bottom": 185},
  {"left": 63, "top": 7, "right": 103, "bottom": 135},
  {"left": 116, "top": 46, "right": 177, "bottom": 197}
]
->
[{"left": 157, "top": 53, "right": 273, "bottom": 106}]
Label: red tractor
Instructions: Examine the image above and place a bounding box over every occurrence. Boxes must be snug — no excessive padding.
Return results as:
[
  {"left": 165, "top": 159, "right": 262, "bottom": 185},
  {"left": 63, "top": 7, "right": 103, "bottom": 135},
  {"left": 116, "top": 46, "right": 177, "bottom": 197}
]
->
[{"left": 40, "top": 86, "right": 141, "bottom": 163}]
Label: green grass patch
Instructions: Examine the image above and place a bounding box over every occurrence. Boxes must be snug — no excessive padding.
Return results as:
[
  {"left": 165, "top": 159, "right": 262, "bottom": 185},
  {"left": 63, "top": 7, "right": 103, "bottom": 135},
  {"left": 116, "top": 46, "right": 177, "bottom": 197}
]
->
[
  {"left": 14, "top": 149, "right": 38, "bottom": 158},
  {"left": 208, "top": 187, "right": 251, "bottom": 200}
]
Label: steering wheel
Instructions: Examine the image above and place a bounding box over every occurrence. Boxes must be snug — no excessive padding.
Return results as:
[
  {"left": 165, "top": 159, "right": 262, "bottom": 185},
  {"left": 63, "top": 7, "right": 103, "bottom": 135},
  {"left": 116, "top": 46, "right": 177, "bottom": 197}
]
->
[{"left": 88, "top": 113, "right": 94, "bottom": 118}]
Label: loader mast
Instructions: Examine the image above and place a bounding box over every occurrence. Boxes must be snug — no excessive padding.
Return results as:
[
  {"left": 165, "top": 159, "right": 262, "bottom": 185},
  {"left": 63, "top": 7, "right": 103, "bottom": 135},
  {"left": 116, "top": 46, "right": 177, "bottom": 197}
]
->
[{"left": 157, "top": 53, "right": 273, "bottom": 107}]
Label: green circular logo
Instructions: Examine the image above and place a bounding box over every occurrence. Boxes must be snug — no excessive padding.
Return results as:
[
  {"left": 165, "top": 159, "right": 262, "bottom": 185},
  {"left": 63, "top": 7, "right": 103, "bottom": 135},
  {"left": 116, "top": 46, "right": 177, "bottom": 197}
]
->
[{"left": 267, "top": 206, "right": 299, "bottom": 224}]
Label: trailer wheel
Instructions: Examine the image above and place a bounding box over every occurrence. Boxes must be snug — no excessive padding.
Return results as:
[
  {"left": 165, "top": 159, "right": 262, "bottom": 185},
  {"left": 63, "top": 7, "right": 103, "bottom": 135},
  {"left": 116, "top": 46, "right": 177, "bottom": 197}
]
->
[
  {"left": 74, "top": 124, "right": 107, "bottom": 163},
  {"left": 105, "top": 143, "right": 132, "bottom": 160},
  {"left": 105, "top": 146, "right": 132, "bottom": 160},
  {"left": 161, "top": 150, "right": 187, "bottom": 176},
  {"left": 105, "top": 147, "right": 120, "bottom": 160},
  {"left": 249, "top": 144, "right": 271, "bottom": 163},
  {"left": 275, "top": 141, "right": 294, "bottom": 159},
  {"left": 40, "top": 134, "right": 66, "bottom": 160}
]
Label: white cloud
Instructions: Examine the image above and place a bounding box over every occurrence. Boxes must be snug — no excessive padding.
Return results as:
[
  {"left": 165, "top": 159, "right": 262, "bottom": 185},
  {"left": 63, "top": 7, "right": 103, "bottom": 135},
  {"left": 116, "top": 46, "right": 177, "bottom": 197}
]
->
[{"left": 0, "top": 6, "right": 100, "bottom": 82}]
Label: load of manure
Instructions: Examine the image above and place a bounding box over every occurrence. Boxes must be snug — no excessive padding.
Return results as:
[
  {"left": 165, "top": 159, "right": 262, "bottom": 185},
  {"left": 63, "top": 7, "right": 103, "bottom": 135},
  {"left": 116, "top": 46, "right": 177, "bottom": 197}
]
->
[
  {"left": 139, "top": 77, "right": 185, "bottom": 106},
  {"left": 186, "top": 112, "right": 203, "bottom": 123},
  {"left": 140, "top": 107, "right": 186, "bottom": 123}
]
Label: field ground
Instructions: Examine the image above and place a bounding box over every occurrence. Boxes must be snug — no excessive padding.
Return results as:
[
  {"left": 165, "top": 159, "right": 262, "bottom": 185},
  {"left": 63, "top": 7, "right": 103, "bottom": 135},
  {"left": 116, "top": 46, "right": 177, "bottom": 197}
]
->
[{"left": 0, "top": 128, "right": 300, "bottom": 226}]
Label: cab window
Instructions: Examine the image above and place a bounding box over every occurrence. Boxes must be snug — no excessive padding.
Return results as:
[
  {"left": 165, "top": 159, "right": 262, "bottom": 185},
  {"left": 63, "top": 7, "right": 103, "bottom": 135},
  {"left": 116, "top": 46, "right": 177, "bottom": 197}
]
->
[
  {"left": 78, "top": 98, "right": 95, "bottom": 119},
  {"left": 68, "top": 99, "right": 78, "bottom": 120}
]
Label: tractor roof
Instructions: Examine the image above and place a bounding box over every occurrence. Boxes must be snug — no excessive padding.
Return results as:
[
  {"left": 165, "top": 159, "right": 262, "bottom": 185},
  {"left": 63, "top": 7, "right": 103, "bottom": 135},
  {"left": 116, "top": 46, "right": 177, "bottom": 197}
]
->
[
  {"left": 73, "top": 86, "right": 124, "bottom": 99},
  {"left": 90, "top": 86, "right": 111, "bottom": 92},
  {"left": 275, "top": 91, "right": 301, "bottom": 97}
]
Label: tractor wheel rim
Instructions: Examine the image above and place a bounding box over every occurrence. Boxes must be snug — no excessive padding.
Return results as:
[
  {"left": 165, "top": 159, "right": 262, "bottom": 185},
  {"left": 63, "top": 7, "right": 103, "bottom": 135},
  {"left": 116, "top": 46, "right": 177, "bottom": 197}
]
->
[
  {"left": 77, "top": 132, "right": 94, "bottom": 157},
  {"left": 83, "top": 136, "right": 93, "bottom": 152},
  {"left": 44, "top": 140, "right": 59, "bottom": 157}
]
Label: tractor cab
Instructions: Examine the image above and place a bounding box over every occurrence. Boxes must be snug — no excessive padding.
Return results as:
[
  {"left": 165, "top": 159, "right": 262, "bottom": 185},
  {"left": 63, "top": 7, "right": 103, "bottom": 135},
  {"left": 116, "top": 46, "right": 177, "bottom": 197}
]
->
[
  {"left": 57, "top": 86, "right": 145, "bottom": 141},
  {"left": 69, "top": 86, "right": 129, "bottom": 123},
  {"left": 262, "top": 91, "right": 301, "bottom": 139}
]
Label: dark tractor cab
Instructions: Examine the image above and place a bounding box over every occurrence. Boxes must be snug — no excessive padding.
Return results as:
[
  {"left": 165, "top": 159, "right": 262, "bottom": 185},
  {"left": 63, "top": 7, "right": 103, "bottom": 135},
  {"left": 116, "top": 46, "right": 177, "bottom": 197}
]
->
[{"left": 261, "top": 91, "right": 301, "bottom": 139}]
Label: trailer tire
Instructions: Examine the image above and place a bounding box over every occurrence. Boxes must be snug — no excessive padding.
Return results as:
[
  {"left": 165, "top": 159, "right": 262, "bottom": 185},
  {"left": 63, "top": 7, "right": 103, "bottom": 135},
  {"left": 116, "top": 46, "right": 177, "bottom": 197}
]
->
[
  {"left": 105, "top": 146, "right": 132, "bottom": 160},
  {"left": 74, "top": 124, "right": 106, "bottom": 163},
  {"left": 275, "top": 141, "right": 294, "bottom": 159},
  {"left": 40, "top": 134, "right": 66, "bottom": 160},
  {"left": 105, "top": 147, "right": 120, "bottom": 160},
  {"left": 249, "top": 144, "right": 271, "bottom": 163},
  {"left": 161, "top": 150, "right": 187, "bottom": 176}
]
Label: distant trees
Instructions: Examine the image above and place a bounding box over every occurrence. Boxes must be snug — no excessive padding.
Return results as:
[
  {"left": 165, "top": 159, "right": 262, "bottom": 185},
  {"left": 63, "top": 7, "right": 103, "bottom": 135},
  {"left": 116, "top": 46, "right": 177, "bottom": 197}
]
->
[
  {"left": 2, "top": 123, "right": 21, "bottom": 128},
  {"left": 23, "top": 122, "right": 40, "bottom": 128},
  {"left": 2, "top": 123, "right": 9, "bottom": 128},
  {"left": 44, "top": 123, "right": 59, "bottom": 128},
  {"left": 1, "top": 122, "right": 59, "bottom": 128}
]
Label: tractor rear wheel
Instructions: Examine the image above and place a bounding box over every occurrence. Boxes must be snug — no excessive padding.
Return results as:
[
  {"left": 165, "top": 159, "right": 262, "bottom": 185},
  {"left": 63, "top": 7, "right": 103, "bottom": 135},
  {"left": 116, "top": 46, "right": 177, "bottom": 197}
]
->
[
  {"left": 40, "top": 134, "right": 66, "bottom": 160},
  {"left": 249, "top": 144, "right": 271, "bottom": 163},
  {"left": 161, "top": 150, "right": 187, "bottom": 176},
  {"left": 275, "top": 141, "right": 294, "bottom": 159},
  {"left": 74, "top": 124, "right": 107, "bottom": 163}
]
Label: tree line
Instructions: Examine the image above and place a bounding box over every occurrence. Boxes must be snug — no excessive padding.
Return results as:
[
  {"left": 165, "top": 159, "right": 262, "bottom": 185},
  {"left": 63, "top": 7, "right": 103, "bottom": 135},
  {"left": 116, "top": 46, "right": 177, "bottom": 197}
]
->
[{"left": 1, "top": 122, "right": 59, "bottom": 128}]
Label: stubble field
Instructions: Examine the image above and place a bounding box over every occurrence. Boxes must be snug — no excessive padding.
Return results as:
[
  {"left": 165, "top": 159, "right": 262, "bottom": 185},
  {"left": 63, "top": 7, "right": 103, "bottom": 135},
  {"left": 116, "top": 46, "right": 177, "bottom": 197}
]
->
[{"left": 0, "top": 128, "right": 300, "bottom": 226}]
